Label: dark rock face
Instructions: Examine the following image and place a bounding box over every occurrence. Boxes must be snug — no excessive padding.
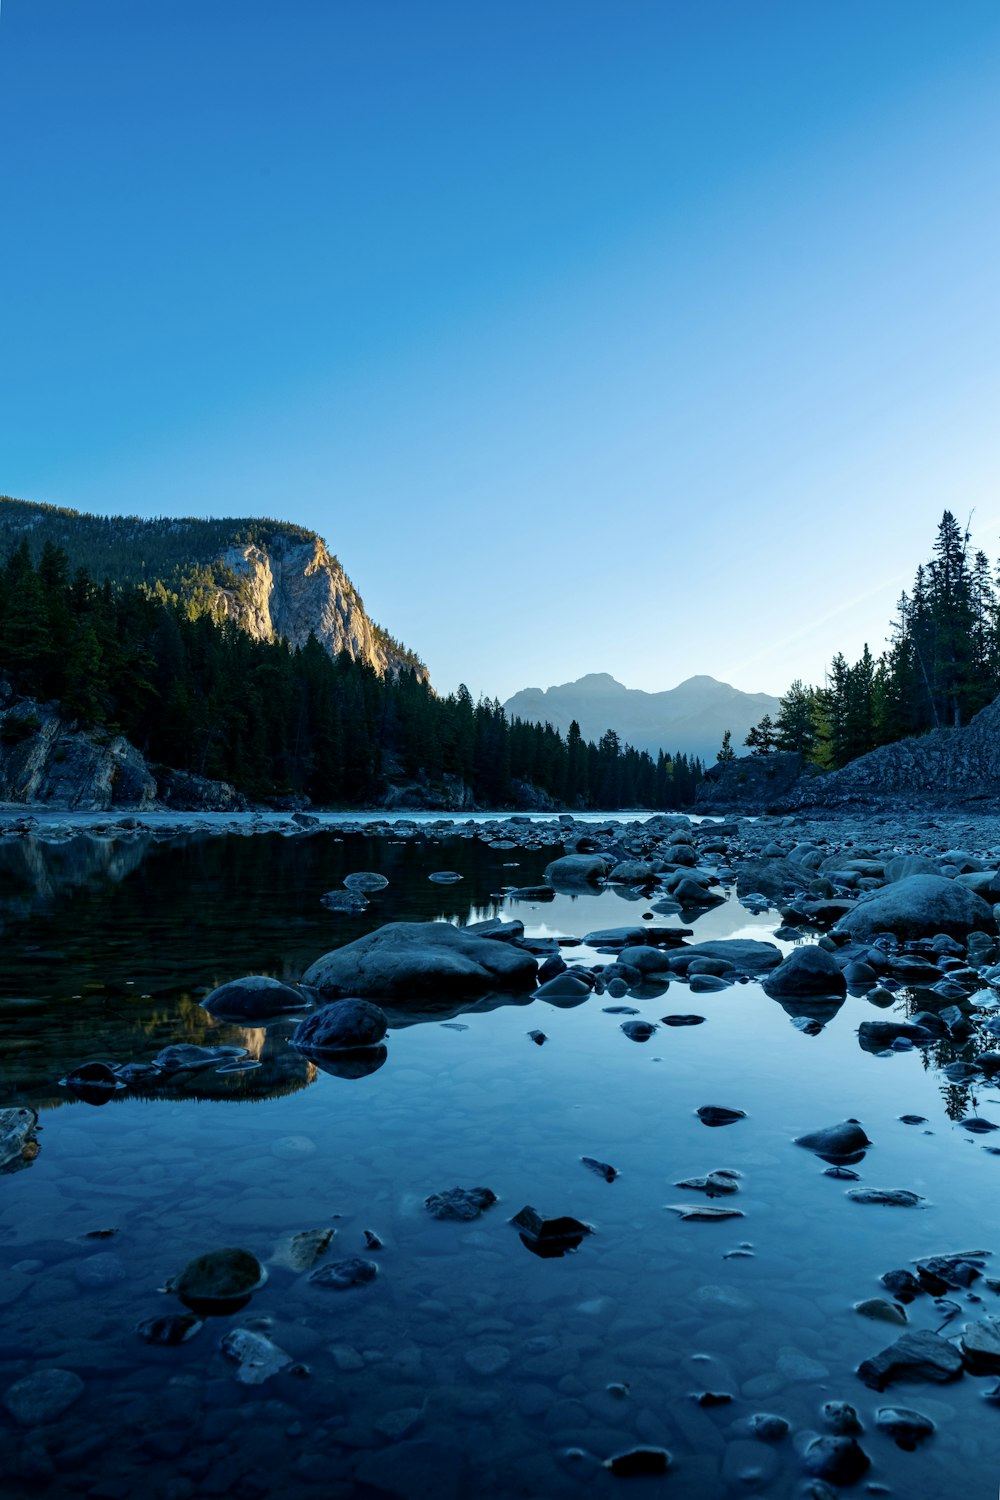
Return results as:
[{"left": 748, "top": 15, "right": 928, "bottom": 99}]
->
[
  {"left": 290, "top": 999, "right": 388, "bottom": 1052},
  {"left": 696, "top": 752, "right": 805, "bottom": 813},
  {"left": 202, "top": 975, "right": 307, "bottom": 1021},
  {"left": 762, "top": 946, "right": 847, "bottom": 999},
  {"left": 301, "top": 921, "right": 538, "bottom": 1001},
  {"left": 308, "top": 1257, "right": 378, "bottom": 1290},
  {"left": 157, "top": 768, "right": 246, "bottom": 811},
  {"left": 0, "top": 698, "right": 159, "bottom": 810},
  {"left": 833, "top": 875, "right": 996, "bottom": 941},
  {"left": 510, "top": 1205, "right": 592, "bottom": 1257}
]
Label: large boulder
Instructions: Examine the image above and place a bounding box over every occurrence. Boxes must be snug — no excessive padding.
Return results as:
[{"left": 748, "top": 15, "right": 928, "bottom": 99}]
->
[
  {"left": 291, "top": 999, "right": 388, "bottom": 1052},
  {"left": 301, "top": 922, "right": 538, "bottom": 1001},
  {"left": 762, "top": 946, "right": 847, "bottom": 999},
  {"left": 833, "top": 875, "right": 996, "bottom": 942}
]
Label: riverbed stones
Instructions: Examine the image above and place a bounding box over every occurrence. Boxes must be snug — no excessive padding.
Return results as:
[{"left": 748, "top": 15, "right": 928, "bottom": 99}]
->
[
  {"left": 854, "top": 1299, "right": 907, "bottom": 1325},
  {"left": 620, "top": 1019, "right": 656, "bottom": 1042},
  {"left": 857, "top": 1330, "right": 964, "bottom": 1389},
  {"left": 290, "top": 998, "right": 388, "bottom": 1052},
  {"left": 220, "top": 1328, "right": 294, "bottom": 1384},
  {"left": 202, "top": 975, "right": 307, "bottom": 1020},
  {"left": 697, "top": 1106, "right": 746, "bottom": 1127},
  {"left": 544, "top": 854, "right": 611, "bottom": 887},
  {"left": 833, "top": 874, "right": 996, "bottom": 942},
  {"left": 136, "top": 1313, "right": 203, "bottom": 1346},
  {"left": 0, "top": 1107, "right": 39, "bottom": 1171},
  {"left": 343, "top": 871, "right": 389, "bottom": 892},
  {"left": 3, "top": 1368, "right": 85, "bottom": 1425},
  {"left": 846, "top": 1188, "right": 925, "bottom": 1207},
  {"left": 308, "top": 1257, "right": 378, "bottom": 1290},
  {"left": 959, "top": 1317, "right": 1000, "bottom": 1372},
  {"left": 875, "top": 1406, "right": 935, "bottom": 1448},
  {"left": 301, "top": 921, "right": 537, "bottom": 999},
  {"left": 802, "top": 1435, "right": 870, "bottom": 1485}
]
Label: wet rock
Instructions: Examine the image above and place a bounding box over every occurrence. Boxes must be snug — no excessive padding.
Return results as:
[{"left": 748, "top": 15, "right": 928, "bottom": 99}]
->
[
  {"left": 61, "top": 1060, "right": 125, "bottom": 1103},
  {"left": 858, "top": 1019, "right": 934, "bottom": 1051},
  {"left": 833, "top": 875, "right": 996, "bottom": 942},
  {"left": 511, "top": 1205, "right": 593, "bottom": 1257},
  {"left": 363, "top": 1229, "right": 383, "bottom": 1250},
  {"left": 290, "top": 998, "right": 388, "bottom": 1052},
  {"left": 661, "top": 1013, "right": 705, "bottom": 1026},
  {"left": 665, "top": 1204, "right": 744, "bottom": 1221},
  {"left": 880, "top": 1269, "right": 923, "bottom": 1302},
  {"left": 343, "top": 871, "right": 389, "bottom": 892},
  {"left": 308, "top": 1257, "right": 378, "bottom": 1290},
  {"left": 201, "top": 975, "right": 307, "bottom": 1020},
  {"left": 581, "top": 1157, "right": 618, "bottom": 1182},
  {"left": 535, "top": 973, "right": 592, "bottom": 1006},
  {"left": 220, "top": 1328, "right": 294, "bottom": 1383},
  {"left": 692, "top": 1390, "right": 732, "bottom": 1406},
  {"left": 875, "top": 1406, "right": 935, "bottom": 1448},
  {"left": 544, "top": 854, "right": 611, "bottom": 887},
  {"left": 696, "top": 1106, "right": 746, "bottom": 1127},
  {"left": 321, "top": 889, "right": 369, "bottom": 912},
  {"left": 583, "top": 926, "right": 649, "bottom": 947},
  {"left": 675, "top": 939, "right": 782, "bottom": 975},
  {"left": 854, "top": 1299, "right": 907, "bottom": 1326},
  {"left": 846, "top": 1188, "right": 925, "bottom": 1207},
  {"left": 270, "top": 1228, "right": 336, "bottom": 1272},
  {"left": 428, "top": 870, "right": 462, "bottom": 883},
  {"left": 794, "top": 1120, "right": 871, "bottom": 1161},
  {"left": 961, "top": 1116, "right": 999, "bottom": 1133},
  {"left": 762, "top": 947, "right": 847, "bottom": 999},
  {"left": 675, "top": 1170, "right": 740, "bottom": 1196},
  {"left": 302, "top": 921, "right": 537, "bottom": 1000},
  {"left": 802, "top": 1435, "right": 870, "bottom": 1485},
  {"left": 3, "top": 1368, "right": 85, "bottom": 1426},
  {"left": 959, "top": 1318, "right": 1000, "bottom": 1372},
  {"left": 620, "top": 1020, "right": 656, "bottom": 1042},
  {"left": 916, "top": 1252, "right": 986, "bottom": 1288},
  {"left": 0, "top": 1107, "right": 39, "bottom": 1171},
  {"left": 821, "top": 1400, "right": 863, "bottom": 1434},
  {"left": 527, "top": 1029, "right": 548, "bottom": 1045},
  {"left": 857, "top": 1330, "right": 964, "bottom": 1389},
  {"left": 747, "top": 1413, "right": 789, "bottom": 1441},
  {"left": 604, "top": 1447, "right": 672, "bottom": 1476},
  {"left": 823, "top": 1166, "right": 860, "bottom": 1180},
  {"left": 310, "top": 1045, "right": 387, "bottom": 1080},
  {"left": 168, "top": 1247, "right": 267, "bottom": 1313},
  {"left": 153, "top": 1043, "right": 246, "bottom": 1073},
  {"left": 136, "top": 1314, "right": 203, "bottom": 1346},
  {"left": 424, "top": 1186, "right": 497, "bottom": 1221},
  {"left": 899, "top": 1114, "right": 927, "bottom": 1125}
]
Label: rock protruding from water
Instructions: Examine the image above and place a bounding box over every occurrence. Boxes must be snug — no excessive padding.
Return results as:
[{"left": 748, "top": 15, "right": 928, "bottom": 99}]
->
[
  {"left": 0, "top": 1107, "right": 39, "bottom": 1172},
  {"left": 291, "top": 999, "right": 388, "bottom": 1053},
  {"left": 424, "top": 1187, "right": 497, "bottom": 1222},
  {"left": 202, "top": 975, "right": 307, "bottom": 1021},
  {"left": 857, "top": 1330, "right": 964, "bottom": 1389},
  {"left": 794, "top": 1120, "right": 871, "bottom": 1161},
  {"left": 543, "top": 853, "right": 611, "bottom": 888},
  {"left": 168, "top": 1247, "right": 267, "bottom": 1313},
  {"left": 833, "top": 875, "right": 996, "bottom": 942},
  {"left": 762, "top": 947, "right": 846, "bottom": 999},
  {"left": 220, "top": 1328, "right": 294, "bottom": 1384},
  {"left": 301, "top": 921, "right": 538, "bottom": 1000},
  {"left": 510, "top": 1205, "right": 593, "bottom": 1257}
]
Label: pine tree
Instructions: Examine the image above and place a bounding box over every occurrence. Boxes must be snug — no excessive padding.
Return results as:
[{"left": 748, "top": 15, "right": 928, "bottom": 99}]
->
[{"left": 716, "top": 729, "right": 736, "bottom": 762}]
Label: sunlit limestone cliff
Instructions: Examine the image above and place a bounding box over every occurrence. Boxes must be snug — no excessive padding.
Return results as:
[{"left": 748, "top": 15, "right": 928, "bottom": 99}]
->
[{"left": 0, "top": 496, "right": 426, "bottom": 682}]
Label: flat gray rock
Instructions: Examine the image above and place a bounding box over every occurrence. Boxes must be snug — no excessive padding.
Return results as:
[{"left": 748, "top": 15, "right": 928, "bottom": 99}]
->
[
  {"left": 857, "top": 1330, "right": 964, "bottom": 1389},
  {"left": 544, "top": 853, "right": 611, "bottom": 887},
  {"left": 301, "top": 921, "right": 537, "bottom": 1000}
]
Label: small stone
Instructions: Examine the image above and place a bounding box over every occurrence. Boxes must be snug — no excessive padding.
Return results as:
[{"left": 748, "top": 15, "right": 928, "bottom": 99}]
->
[
  {"left": 464, "top": 1344, "right": 510, "bottom": 1376},
  {"left": 665, "top": 1204, "right": 744, "bottom": 1222},
  {"left": 854, "top": 1298, "right": 907, "bottom": 1326},
  {"left": 220, "top": 1328, "right": 293, "bottom": 1385},
  {"left": 802, "top": 1435, "right": 870, "bottom": 1485},
  {"left": 875, "top": 1405, "right": 935, "bottom": 1449},
  {"left": 136, "top": 1314, "right": 203, "bottom": 1346},
  {"left": 604, "top": 1447, "right": 672, "bottom": 1476},
  {"left": 857, "top": 1330, "right": 964, "bottom": 1389},
  {"left": 747, "top": 1413, "right": 789, "bottom": 1441},
  {"left": 846, "top": 1188, "right": 924, "bottom": 1207},
  {"left": 581, "top": 1157, "right": 618, "bottom": 1182},
  {"left": 822, "top": 1400, "right": 863, "bottom": 1434},
  {"left": 696, "top": 1106, "right": 746, "bottom": 1127}
]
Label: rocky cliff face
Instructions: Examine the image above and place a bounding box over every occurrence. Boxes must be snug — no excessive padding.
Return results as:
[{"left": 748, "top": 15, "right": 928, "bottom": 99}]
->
[
  {"left": 697, "top": 696, "right": 1000, "bottom": 815},
  {"left": 785, "top": 697, "right": 1000, "bottom": 810},
  {"left": 216, "top": 535, "right": 424, "bottom": 678}
]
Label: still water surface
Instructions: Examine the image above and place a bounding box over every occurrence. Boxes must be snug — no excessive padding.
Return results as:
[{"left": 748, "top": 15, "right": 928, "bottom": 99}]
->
[{"left": 0, "top": 825, "right": 997, "bottom": 1498}]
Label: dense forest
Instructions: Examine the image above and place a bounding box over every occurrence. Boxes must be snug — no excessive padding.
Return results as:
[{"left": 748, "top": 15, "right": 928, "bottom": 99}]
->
[
  {"left": 0, "top": 538, "right": 703, "bottom": 809},
  {"left": 741, "top": 512, "right": 1000, "bottom": 769}
]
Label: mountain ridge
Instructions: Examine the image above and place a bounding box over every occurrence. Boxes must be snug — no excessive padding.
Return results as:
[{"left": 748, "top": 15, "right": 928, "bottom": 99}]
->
[{"left": 504, "top": 672, "right": 781, "bottom": 762}]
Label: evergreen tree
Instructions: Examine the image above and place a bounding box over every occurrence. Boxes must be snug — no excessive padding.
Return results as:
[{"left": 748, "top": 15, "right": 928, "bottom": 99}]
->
[{"left": 716, "top": 729, "right": 736, "bottom": 762}]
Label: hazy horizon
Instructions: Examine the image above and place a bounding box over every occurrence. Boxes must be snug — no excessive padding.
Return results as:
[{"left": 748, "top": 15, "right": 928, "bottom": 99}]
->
[{"left": 3, "top": 3, "right": 999, "bottom": 703}]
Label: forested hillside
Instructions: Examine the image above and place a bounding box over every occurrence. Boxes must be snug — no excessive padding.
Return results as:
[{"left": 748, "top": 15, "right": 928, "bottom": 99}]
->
[{"left": 0, "top": 538, "right": 702, "bottom": 809}]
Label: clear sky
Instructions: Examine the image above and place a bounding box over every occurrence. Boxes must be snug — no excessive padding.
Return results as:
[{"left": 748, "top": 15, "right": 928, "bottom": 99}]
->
[{"left": 3, "top": 2, "right": 1000, "bottom": 703}]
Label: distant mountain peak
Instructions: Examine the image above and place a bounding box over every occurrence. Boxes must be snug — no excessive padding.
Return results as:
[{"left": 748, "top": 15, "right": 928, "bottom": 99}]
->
[{"left": 504, "top": 671, "right": 780, "bottom": 762}]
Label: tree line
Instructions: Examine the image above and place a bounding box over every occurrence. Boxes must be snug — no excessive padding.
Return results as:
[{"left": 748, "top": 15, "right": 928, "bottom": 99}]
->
[
  {"left": 735, "top": 511, "right": 1000, "bottom": 770},
  {"left": 0, "top": 538, "right": 703, "bottom": 809}
]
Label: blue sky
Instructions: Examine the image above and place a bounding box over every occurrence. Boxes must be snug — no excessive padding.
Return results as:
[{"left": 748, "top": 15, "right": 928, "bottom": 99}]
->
[{"left": 3, "top": 2, "right": 1000, "bottom": 702}]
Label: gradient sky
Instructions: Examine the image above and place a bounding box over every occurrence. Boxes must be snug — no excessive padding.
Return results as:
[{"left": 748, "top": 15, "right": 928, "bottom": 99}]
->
[{"left": 3, "top": 2, "right": 1000, "bottom": 703}]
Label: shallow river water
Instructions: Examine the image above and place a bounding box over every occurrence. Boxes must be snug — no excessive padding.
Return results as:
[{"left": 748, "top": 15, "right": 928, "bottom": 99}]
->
[{"left": 0, "top": 820, "right": 997, "bottom": 1499}]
